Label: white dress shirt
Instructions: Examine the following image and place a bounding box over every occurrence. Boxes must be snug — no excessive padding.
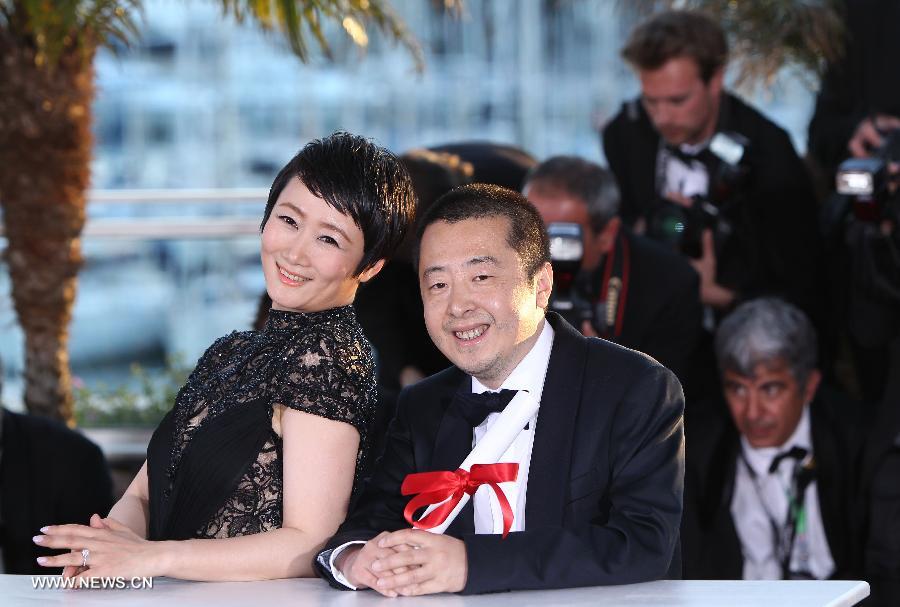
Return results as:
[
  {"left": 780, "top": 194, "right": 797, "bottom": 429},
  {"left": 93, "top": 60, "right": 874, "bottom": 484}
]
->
[
  {"left": 657, "top": 141, "right": 710, "bottom": 199},
  {"left": 470, "top": 319, "right": 554, "bottom": 534},
  {"left": 325, "top": 320, "right": 556, "bottom": 588},
  {"left": 731, "top": 406, "right": 835, "bottom": 580}
]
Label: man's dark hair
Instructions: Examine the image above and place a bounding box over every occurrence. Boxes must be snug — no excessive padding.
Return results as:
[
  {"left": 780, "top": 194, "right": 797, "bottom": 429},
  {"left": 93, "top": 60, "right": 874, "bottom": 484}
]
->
[
  {"left": 261, "top": 131, "right": 417, "bottom": 276},
  {"left": 415, "top": 183, "right": 551, "bottom": 279},
  {"left": 524, "top": 156, "right": 621, "bottom": 233},
  {"left": 621, "top": 10, "right": 727, "bottom": 82}
]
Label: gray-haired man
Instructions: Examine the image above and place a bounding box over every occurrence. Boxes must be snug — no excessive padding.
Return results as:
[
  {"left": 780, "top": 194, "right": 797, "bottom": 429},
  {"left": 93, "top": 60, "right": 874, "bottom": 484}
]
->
[{"left": 681, "top": 298, "right": 864, "bottom": 581}]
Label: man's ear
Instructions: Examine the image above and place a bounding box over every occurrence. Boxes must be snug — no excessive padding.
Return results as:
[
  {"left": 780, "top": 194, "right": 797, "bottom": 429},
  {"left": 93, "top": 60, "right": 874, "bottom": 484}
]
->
[
  {"left": 595, "top": 217, "right": 621, "bottom": 255},
  {"left": 708, "top": 67, "right": 725, "bottom": 98},
  {"left": 358, "top": 259, "right": 386, "bottom": 283},
  {"left": 534, "top": 261, "right": 553, "bottom": 310},
  {"left": 803, "top": 368, "right": 822, "bottom": 404}
]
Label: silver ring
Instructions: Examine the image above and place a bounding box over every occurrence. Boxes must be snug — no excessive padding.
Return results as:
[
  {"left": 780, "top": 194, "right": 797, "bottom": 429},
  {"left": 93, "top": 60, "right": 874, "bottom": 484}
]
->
[{"left": 81, "top": 548, "right": 90, "bottom": 568}]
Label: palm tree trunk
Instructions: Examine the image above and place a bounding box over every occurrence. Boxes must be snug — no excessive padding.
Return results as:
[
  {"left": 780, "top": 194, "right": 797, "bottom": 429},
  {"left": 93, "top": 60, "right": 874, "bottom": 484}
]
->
[{"left": 0, "top": 31, "right": 94, "bottom": 424}]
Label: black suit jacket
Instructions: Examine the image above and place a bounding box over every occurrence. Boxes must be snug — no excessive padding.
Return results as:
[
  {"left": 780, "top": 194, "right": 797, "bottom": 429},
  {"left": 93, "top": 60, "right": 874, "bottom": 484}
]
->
[
  {"left": 682, "top": 389, "right": 865, "bottom": 580},
  {"left": 598, "top": 229, "right": 702, "bottom": 383},
  {"left": 0, "top": 408, "right": 114, "bottom": 574},
  {"left": 807, "top": 0, "right": 900, "bottom": 178},
  {"left": 316, "top": 313, "right": 685, "bottom": 594},
  {"left": 861, "top": 367, "right": 900, "bottom": 607}
]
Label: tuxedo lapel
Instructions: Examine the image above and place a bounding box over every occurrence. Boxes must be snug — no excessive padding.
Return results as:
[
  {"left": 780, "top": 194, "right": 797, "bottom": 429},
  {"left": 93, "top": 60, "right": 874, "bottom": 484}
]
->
[
  {"left": 636, "top": 105, "right": 662, "bottom": 208},
  {"left": 691, "top": 417, "right": 743, "bottom": 578},
  {"left": 430, "top": 375, "right": 477, "bottom": 536},
  {"left": 427, "top": 316, "right": 588, "bottom": 533},
  {"left": 525, "top": 314, "right": 586, "bottom": 528},
  {"left": 430, "top": 375, "right": 475, "bottom": 473},
  {"left": 711, "top": 429, "right": 740, "bottom": 518},
  {"left": 810, "top": 403, "right": 846, "bottom": 571},
  {"left": 714, "top": 432, "right": 744, "bottom": 578}
]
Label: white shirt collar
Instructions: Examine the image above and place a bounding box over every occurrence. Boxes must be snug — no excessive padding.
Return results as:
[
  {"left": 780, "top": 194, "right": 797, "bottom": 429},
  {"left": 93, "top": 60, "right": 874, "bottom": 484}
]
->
[
  {"left": 471, "top": 318, "right": 555, "bottom": 399},
  {"left": 740, "top": 405, "right": 813, "bottom": 477},
  {"left": 679, "top": 140, "right": 709, "bottom": 155}
]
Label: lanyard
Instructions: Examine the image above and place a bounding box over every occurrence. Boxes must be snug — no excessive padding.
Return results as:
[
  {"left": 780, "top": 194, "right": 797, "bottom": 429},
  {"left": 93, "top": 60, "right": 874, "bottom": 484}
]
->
[{"left": 739, "top": 450, "right": 816, "bottom": 579}]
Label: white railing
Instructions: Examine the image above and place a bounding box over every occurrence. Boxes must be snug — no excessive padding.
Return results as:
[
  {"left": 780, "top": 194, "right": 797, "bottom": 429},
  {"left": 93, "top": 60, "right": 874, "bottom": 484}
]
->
[
  {"left": 89, "top": 188, "right": 268, "bottom": 204},
  {"left": 0, "top": 188, "right": 269, "bottom": 239},
  {"left": 82, "top": 219, "right": 261, "bottom": 238}
]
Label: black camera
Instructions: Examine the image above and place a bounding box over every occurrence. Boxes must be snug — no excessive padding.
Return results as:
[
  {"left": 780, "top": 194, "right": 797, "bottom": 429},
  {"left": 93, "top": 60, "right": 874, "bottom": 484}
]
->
[
  {"left": 647, "top": 131, "right": 745, "bottom": 258},
  {"left": 648, "top": 196, "right": 725, "bottom": 259},
  {"left": 547, "top": 223, "right": 598, "bottom": 332},
  {"left": 836, "top": 128, "right": 900, "bottom": 222}
]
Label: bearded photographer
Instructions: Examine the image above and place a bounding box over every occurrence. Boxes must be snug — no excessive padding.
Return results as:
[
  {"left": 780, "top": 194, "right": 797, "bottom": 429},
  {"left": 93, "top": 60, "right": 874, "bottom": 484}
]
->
[{"left": 602, "top": 10, "right": 822, "bottom": 328}]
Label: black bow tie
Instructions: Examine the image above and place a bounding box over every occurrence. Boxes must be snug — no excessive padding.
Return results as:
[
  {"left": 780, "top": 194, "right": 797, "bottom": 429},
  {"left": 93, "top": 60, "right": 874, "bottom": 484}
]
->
[
  {"left": 664, "top": 143, "right": 717, "bottom": 169},
  {"left": 452, "top": 389, "right": 518, "bottom": 428},
  {"left": 768, "top": 446, "right": 808, "bottom": 474}
]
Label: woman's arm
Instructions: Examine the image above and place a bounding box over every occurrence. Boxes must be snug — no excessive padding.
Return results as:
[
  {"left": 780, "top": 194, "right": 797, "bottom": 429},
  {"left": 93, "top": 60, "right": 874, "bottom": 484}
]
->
[
  {"left": 58, "top": 460, "right": 150, "bottom": 578},
  {"left": 156, "top": 408, "right": 359, "bottom": 580},
  {"left": 37, "top": 409, "right": 359, "bottom": 581},
  {"left": 108, "top": 461, "right": 151, "bottom": 537}
]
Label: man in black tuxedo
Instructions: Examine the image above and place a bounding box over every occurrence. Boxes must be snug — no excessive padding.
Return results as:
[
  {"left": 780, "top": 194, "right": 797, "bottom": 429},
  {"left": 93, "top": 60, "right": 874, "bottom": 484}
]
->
[
  {"left": 602, "top": 10, "right": 821, "bottom": 326},
  {"left": 523, "top": 155, "right": 702, "bottom": 384},
  {"left": 315, "top": 183, "right": 685, "bottom": 595},
  {"left": 682, "top": 298, "right": 864, "bottom": 581}
]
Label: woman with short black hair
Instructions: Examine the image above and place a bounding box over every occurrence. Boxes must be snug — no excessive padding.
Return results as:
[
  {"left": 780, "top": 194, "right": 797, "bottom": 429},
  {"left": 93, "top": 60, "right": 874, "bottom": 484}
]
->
[{"left": 34, "top": 132, "right": 416, "bottom": 581}]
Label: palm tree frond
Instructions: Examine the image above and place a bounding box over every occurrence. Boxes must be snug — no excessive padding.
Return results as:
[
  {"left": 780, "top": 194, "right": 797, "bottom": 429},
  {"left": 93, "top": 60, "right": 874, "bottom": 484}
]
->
[
  {"left": 222, "top": 0, "right": 425, "bottom": 71},
  {"left": 276, "top": 0, "right": 311, "bottom": 62},
  {"left": 6, "top": 0, "right": 141, "bottom": 68},
  {"left": 303, "top": 5, "right": 330, "bottom": 61}
]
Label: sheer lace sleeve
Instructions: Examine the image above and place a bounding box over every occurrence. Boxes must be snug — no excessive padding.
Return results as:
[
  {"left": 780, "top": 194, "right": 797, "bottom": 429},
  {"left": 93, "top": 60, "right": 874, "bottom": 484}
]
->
[
  {"left": 273, "top": 328, "right": 376, "bottom": 438},
  {"left": 151, "top": 306, "right": 378, "bottom": 541}
]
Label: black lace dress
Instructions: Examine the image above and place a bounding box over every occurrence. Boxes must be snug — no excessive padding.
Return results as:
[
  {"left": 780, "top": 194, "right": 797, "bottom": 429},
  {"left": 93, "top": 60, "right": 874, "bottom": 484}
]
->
[{"left": 146, "top": 306, "right": 377, "bottom": 541}]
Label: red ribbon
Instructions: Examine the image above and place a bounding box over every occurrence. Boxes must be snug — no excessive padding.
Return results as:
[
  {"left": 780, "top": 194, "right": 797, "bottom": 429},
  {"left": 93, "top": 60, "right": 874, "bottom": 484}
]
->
[{"left": 401, "top": 463, "right": 519, "bottom": 538}]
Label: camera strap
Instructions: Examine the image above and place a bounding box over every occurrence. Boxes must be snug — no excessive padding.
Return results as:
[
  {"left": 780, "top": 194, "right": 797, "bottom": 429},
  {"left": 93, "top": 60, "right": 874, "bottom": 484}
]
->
[{"left": 594, "top": 231, "right": 631, "bottom": 339}]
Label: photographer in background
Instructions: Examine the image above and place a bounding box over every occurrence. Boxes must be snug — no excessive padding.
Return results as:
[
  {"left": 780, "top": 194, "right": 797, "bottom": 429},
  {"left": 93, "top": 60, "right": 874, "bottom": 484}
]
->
[
  {"left": 603, "top": 10, "right": 822, "bottom": 327},
  {"left": 523, "top": 156, "right": 702, "bottom": 386},
  {"left": 807, "top": 3, "right": 900, "bottom": 603},
  {"left": 807, "top": 0, "right": 900, "bottom": 182},
  {"left": 807, "top": 0, "right": 900, "bottom": 409}
]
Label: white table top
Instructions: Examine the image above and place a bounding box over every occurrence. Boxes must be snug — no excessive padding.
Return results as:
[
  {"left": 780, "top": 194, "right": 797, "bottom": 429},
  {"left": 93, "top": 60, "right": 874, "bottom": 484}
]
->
[{"left": 0, "top": 576, "right": 870, "bottom": 606}]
